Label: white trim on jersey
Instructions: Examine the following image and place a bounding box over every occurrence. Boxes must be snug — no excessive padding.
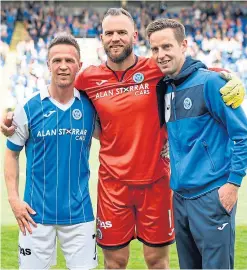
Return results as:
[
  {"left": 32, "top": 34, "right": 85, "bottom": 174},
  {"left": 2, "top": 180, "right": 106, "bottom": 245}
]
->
[
  {"left": 69, "top": 106, "right": 73, "bottom": 224},
  {"left": 40, "top": 86, "right": 81, "bottom": 101},
  {"left": 56, "top": 104, "right": 59, "bottom": 224},
  {"left": 86, "top": 112, "right": 96, "bottom": 209},
  {"left": 50, "top": 97, "right": 75, "bottom": 111},
  {"left": 26, "top": 101, "right": 36, "bottom": 208},
  {"left": 168, "top": 209, "right": 172, "bottom": 229},
  {"left": 40, "top": 97, "right": 47, "bottom": 223},
  {"left": 78, "top": 97, "right": 86, "bottom": 222},
  {"left": 88, "top": 110, "right": 96, "bottom": 158},
  {"left": 73, "top": 88, "right": 81, "bottom": 100}
]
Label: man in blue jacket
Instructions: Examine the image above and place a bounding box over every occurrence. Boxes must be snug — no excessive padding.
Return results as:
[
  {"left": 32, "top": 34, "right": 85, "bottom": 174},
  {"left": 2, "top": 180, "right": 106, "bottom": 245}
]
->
[{"left": 146, "top": 18, "right": 247, "bottom": 269}]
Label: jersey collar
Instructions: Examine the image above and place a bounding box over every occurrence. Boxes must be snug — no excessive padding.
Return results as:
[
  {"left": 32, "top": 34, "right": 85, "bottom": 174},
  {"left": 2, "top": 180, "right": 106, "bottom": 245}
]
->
[
  {"left": 105, "top": 55, "right": 138, "bottom": 82},
  {"left": 40, "top": 86, "right": 81, "bottom": 100}
]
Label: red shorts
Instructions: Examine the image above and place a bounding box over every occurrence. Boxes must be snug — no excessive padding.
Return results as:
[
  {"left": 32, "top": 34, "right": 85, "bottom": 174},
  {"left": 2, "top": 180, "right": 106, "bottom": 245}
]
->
[{"left": 96, "top": 176, "right": 175, "bottom": 249}]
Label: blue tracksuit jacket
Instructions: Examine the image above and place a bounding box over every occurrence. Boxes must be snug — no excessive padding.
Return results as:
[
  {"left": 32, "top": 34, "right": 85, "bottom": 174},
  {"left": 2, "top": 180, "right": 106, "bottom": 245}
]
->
[{"left": 156, "top": 57, "right": 247, "bottom": 198}]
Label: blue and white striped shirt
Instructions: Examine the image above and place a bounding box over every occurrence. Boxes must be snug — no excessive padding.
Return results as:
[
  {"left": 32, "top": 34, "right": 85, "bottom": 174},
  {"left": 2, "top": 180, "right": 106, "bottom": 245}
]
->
[{"left": 7, "top": 87, "right": 96, "bottom": 225}]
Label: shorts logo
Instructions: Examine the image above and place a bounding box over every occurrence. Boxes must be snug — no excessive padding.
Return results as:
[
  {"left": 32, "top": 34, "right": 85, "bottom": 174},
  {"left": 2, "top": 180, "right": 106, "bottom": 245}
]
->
[
  {"left": 168, "top": 228, "right": 175, "bottom": 236},
  {"left": 96, "top": 228, "right": 103, "bottom": 240},
  {"left": 218, "top": 222, "right": 229, "bottom": 230},
  {"left": 19, "top": 245, "right": 31, "bottom": 256},
  {"left": 96, "top": 217, "right": 112, "bottom": 229},
  {"left": 133, "top": 73, "right": 144, "bottom": 83},
  {"left": 183, "top": 97, "right": 192, "bottom": 110},
  {"left": 72, "top": 109, "right": 82, "bottom": 120}
]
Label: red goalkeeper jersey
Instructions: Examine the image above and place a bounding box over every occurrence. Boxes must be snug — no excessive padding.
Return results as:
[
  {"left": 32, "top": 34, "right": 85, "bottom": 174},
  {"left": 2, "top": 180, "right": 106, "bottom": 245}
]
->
[{"left": 75, "top": 56, "right": 169, "bottom": 185}]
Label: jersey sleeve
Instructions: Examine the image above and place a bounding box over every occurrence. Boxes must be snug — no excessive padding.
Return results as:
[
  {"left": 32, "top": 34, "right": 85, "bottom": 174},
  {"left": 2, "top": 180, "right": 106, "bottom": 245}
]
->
[
  {"left": 204, "top": 72, "right": 247, "bottom": 186},
  {"left": 7, "top": 103, "right": 29, "bottom": 152},
  {"left": 75, "top": 70, "right": 85, "bottom": 91}
]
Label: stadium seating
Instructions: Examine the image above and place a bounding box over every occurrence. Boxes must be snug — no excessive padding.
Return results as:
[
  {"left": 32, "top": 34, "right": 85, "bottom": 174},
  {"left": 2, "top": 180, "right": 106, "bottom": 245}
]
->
[{"left": 1, "top": 1, "right": 247, "bottom": 102}]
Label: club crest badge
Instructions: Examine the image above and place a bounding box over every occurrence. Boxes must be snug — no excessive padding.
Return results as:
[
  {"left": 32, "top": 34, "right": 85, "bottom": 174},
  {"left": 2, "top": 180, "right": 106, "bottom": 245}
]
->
[
  {"left": 183, "top": 97, "right": 192, "bottom": 110},
  {"left": 133, "top": 72, "right": 144, "bottom": 83},
  {"left": 96, "top": 228, "right": 103, "bottom": 240},
  {"left": 72, "top": 109, "right": 82, "bottom": 120}
]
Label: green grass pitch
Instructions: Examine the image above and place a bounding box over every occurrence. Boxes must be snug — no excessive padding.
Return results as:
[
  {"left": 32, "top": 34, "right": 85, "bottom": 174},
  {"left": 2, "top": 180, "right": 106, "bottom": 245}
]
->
[{"left": 1, "top": 138, "right": 247, "bottom": 269}]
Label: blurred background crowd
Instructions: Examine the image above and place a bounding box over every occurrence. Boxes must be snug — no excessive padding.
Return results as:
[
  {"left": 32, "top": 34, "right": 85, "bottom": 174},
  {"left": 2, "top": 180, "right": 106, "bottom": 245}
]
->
[{"left": 1, "top": 1, "right": 247, "bottom": 105}]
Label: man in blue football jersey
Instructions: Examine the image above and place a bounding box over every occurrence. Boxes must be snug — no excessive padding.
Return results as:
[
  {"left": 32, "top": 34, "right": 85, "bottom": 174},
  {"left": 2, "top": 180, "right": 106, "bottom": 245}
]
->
[{"left": 4, "top": 33, "right": 99, "bottom": 269}]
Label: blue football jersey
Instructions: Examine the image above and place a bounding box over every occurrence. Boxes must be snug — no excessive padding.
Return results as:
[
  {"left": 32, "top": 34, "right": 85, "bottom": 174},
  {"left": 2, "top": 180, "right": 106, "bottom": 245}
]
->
[{"left": 7, "top": 88, "right": 96, "bottom": 225}]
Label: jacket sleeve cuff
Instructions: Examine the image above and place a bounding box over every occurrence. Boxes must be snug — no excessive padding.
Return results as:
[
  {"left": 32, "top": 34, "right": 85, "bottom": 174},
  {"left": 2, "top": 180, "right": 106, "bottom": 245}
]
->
[{"left": 227, "top": 172, "right": 243, "bottom": 187}]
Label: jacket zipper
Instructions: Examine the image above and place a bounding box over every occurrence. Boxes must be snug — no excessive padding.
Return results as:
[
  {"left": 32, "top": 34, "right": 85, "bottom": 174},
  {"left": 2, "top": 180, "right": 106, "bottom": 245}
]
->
[
  {"left": 170, "top": 83, "right": 181, "bottom": 180},
  {"left": 202, "top": 141, "right": 216, "bottom": 171},
  {"left": 171, "top": 83, "right": 177, "bottom": 121}
]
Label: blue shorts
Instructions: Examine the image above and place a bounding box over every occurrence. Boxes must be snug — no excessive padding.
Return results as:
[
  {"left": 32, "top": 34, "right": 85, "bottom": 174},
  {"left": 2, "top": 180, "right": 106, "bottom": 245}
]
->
[{"left": 173, "top": 188, "right": 237, "bottom": 269}]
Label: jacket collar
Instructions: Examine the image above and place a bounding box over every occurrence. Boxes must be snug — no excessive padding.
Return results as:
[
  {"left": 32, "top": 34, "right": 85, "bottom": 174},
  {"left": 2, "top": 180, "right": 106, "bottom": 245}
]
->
[{"left": 163, "top": 56, "right": 207, "bottom": 86}]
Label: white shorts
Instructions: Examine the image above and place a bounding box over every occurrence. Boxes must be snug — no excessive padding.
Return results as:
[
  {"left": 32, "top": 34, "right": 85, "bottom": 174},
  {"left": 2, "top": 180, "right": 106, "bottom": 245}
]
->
[{"left": 18, "top": 221, "right": 98, "bottom": 269}]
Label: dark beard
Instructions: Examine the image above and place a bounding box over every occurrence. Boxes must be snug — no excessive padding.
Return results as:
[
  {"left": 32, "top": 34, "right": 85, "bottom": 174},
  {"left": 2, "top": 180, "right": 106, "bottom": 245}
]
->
[{"left": 104, "top": 44, "right": 133, "bottom": 64}]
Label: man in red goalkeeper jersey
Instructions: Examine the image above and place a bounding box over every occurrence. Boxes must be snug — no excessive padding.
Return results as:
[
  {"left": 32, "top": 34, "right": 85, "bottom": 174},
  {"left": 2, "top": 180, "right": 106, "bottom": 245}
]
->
[
  {"left": 74, "top": 7, "right": 245, "bottom": 269},
  {"left": 75, "top": 8, "right": 173, "bottom": 269}
]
